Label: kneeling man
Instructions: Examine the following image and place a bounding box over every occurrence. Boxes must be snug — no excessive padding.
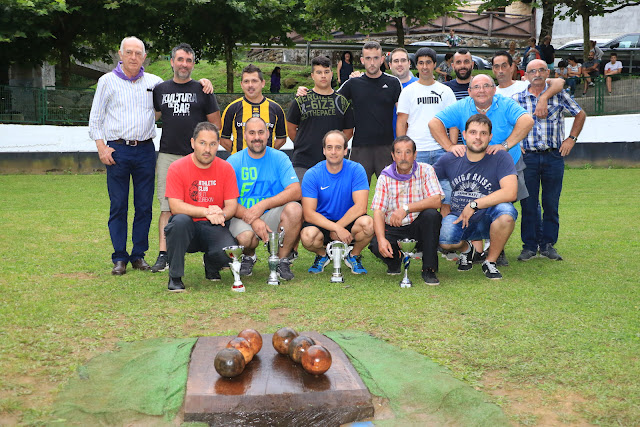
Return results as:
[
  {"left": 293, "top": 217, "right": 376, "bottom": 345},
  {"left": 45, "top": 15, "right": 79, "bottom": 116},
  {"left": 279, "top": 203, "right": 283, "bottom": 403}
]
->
[
  {"left": 164, "top": 122, "right": 239, "bottom": 292},
  {"left": 226, "top": 117, "right": 303, "bottom": 281},
  {"left": 434, "top": 115, "right": 517, "bottom": 279},
  {"left": 370, "top": 136, "right": 443, "bottom": 285},
  {"left": 300, "top": 130, "right": 373, "bottom": 274}
]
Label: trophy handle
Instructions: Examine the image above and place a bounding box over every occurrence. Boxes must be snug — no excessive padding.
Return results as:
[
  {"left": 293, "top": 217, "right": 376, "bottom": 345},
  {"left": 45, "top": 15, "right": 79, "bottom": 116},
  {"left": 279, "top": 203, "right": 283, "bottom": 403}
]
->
[{"left": 278, "top": 226, "right": 285, "bottom": 248}]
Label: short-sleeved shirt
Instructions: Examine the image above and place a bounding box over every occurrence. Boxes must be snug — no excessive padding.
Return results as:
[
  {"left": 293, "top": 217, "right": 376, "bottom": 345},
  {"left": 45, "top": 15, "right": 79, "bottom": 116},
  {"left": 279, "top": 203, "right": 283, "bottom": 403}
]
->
[
  {"left": 153, "top": 79, "right": 220, "bottom": 155},
  {"left": 397, "top": 81, "right": 456, "bottom": 152},
  {"left": 583, "top": 59, "right": 600, "bottom": 75},
  {"left": 371, "top": 163, "right": 444, "bottom": 226},
  {"left": 444, "top": 79, "right": 470, "bottom": 145},
  {"left": 495, "top": 80, "right": 529, "bottom": 99},
  {"left": 165, "top": 155, "right": 239, "bottom": 221},
  {"left": 287, "top": 91, "right": 354, "bottom": 169},
  {"left": 540, "top": 44, "right": 555, "bottom": 65},
  {"left": 435, "top": 94, "right": 528, "bottom": 164},
  {"left": 605, "top": 61, "right": 623, "bottom": 73},
  {"left": 338, "top": 73, "right": 402, "bottom": 147},
  {"left": 221, "top": 96, "right": 287, "bottom": 154},
  {"left": 301, "top": 159, "right": 368, "bottom": 221},
  {"left": 226, "top": 146, "right": 298, "bottom": 209},
  {"left": 433, "top": 151, "right": 516, "bottom": 221},
  {"left": 392, "top": 76, "right": 418, "bottom": 137}
]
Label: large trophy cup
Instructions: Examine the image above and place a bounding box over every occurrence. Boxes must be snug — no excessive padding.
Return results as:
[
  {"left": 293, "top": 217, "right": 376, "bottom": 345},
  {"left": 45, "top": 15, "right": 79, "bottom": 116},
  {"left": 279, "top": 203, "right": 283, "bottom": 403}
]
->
[
  {"left": 326, "top": 241, "right": 349, "bottom": 283},
  {"left": 397, "top": 239, "right": 418, "bottom": 288},
  {"left": 265, "top": 227, "right": 285, "bottom": 286},
  {"left": 223, "top": 245, "right": 245, "bottom": 292}
]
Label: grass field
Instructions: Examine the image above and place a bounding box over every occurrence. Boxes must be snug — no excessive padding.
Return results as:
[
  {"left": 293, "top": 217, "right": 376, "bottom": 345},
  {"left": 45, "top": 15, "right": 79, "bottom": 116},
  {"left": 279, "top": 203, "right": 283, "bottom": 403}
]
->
[{"left": 1, "top": 169, "right": 639, "bottom": 426}]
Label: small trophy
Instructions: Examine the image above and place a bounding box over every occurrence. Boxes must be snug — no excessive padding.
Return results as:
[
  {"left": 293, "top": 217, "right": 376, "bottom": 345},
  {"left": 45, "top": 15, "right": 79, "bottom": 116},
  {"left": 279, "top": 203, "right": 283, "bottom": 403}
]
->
[
  {"left": 265, "top": 227, "right": 285, "bottom": 286},
  {"left": 326, "top": 241, "right": 349, "bottom": 283},
  {"left": 397, "top": 239, "right": 418, "bottom": 288},
  {"left": 223, "top": 245, "right": 245, "bottom": 292}
]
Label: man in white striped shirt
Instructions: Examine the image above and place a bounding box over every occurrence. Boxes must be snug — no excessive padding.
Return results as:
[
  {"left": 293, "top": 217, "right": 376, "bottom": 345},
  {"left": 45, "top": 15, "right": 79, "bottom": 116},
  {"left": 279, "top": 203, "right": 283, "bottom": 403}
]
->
[{"left": 89, "top": 36, "right": 164, "bottom": 275}]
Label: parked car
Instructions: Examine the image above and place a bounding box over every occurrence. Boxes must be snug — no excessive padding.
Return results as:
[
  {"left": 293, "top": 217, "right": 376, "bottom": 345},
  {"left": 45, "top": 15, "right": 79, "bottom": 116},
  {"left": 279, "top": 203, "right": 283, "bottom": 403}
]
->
[{"left": 407, "top": 41, "right": 491, "bottom": 70}]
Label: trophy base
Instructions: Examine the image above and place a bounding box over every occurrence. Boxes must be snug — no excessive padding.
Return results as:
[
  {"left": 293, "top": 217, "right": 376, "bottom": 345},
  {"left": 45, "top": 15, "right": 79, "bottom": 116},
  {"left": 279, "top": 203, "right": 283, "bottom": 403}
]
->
[
  {"left": 231, "top": 282, "right": 245, "bottom": 292},
  {"left": 266, "top": 278, "right": 280, "bottom": 286},
  {"left": 330, "top": 275, "right": 344, "bottom": 283},
  {"left": 399, "top": 280, "right": 413, "bottom": 288}
]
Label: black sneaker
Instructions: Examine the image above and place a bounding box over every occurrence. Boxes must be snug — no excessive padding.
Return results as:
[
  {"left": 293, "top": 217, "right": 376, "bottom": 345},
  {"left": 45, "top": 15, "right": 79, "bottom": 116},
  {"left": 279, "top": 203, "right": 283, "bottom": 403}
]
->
[
  {"left": 286, "top": 250, "right": 299, "bottom": 263},
  {"left": 386, "top": 260, "right": 402, "bottom": 275},
  {"left": 472, "top": 249, "right": 486, "bottom": 264},
  {"left": 277, "top": 258, "right": 294, "bottom": 281},
  {"left": 206, "top": 269, "right": 221, "bottom": 281},
  {"left": 168, "top": 277, "right": 185, "bottom": 292},
  {"left": 239, "top": 255, "right": 256, "bottom": 276},
  {"left": 151, "top": 253, "right": 169, "bottom": 273},
  {"left": 517, "top": 249, "right": 537, "bottom": 261},
  {"left": 422, "top": 269, "right": 440, "bottom": 286},
  {"left": 457, "top": 241, "right": 475, "bottom": 271},
  {"left": 539, "top": 244, "right": 563, "bottom": 260},
  {"left": 482, "top": 261, "right": 503, "bottom": 279},
  {"left": 496, "top": 250, "right": 509, "bottom": 266}
]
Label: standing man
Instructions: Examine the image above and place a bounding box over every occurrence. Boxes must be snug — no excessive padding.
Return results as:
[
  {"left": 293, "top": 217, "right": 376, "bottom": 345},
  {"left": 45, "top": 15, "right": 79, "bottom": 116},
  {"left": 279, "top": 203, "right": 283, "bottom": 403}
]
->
[
  {"left": 604, "top": 53, "right": 623, "bottom": 95},
  {"left": 89, "top": 36, "right": 165, "bottom": 275},
  {"left": 370, "top": 136, "right": 443, "bottom": 285},
  {"left": 164, "top": 122, "right": 239, "bottom": 292},
  {"left": 445, "top": 29, "right": 462, "bottom": 47},
  {"left": 513, "top": 60, "right": 586, "bottom": 261},
  {"left": 389, "top": 48, "right": 418, "bottom": 137},
  {"left": 539, "top": 35, "right": 555, "bottom": 73},
  {"left": 226, "top": 118, "right": 303, "bottom": 281},
  {"left": 435, "top": 115, "right": 518, "bottom": 279},
  {"left": 151, "top": 43, "right": 221, "bottom": 273},
  {"left": 444, "top": 49, "right": 474, "bottom": 147},
  {"left": 300, "top": 130, "right": 373, "bottom": 274},
  {"left": 287, "top": 56, "right": 354, "bottom": 182},
  {"left": 221, "top": 64, "right": 287, "bottom": 154}
]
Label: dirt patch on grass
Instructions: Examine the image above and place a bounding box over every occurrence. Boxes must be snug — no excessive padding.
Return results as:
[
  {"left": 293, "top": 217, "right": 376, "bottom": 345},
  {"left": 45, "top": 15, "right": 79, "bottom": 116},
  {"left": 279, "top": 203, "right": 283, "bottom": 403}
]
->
[{"left": 482, "top": 370, "right": 591, "bottom": 425}]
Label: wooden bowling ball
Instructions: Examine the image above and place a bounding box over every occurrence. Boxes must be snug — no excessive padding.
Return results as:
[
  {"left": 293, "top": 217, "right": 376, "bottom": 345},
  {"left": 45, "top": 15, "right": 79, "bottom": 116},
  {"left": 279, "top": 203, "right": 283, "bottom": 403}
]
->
[
  {"left": 301, "top": 345, "right": 332, "bottom": 375},
  {"left": 238, "top": 329, "right": 263, "bottom": 355},
  {"left": 226, "top": 337, "right": 253, "bottom": 364},
  {"left": 272, "top": 327, "right": 299, "bottom": 355},
  {"left": 214, "top": 348, "right": 246, "bottom": 378},
  {"left": 288, "top": 335, "right": 316, "bottom": 364}
]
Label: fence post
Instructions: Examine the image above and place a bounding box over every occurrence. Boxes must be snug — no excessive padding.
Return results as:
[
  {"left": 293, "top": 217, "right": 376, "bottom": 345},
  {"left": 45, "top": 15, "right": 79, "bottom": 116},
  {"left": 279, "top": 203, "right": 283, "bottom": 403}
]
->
[
  {"left": 488, "top": 13, "right": 493, "bottom": 37},
  {"left": 40, "top": 87, "right": 46, "bottom": 124},
  {"left": 594, "top": 77, "right": 604, "bottom": 115}
]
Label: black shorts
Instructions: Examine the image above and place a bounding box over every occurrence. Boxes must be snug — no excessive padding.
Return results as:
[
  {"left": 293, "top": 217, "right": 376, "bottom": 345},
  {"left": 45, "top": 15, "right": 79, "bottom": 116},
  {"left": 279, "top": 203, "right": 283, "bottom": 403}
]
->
[{"left": 302, "top": 219, "right": 358, "bottom": 246}]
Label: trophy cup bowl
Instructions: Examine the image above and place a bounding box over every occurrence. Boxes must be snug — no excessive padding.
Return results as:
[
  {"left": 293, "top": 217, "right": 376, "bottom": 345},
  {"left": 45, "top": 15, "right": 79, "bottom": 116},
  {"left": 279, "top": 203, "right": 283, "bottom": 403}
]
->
[
  {"left": 223, "top": 245, "right": 245, "bottom": 292},
  {"left": 397, "top": 239, "right": 417, "bottom": 288},
  {"left": 265, "top": 227, "right": 285, "bottom": 286},
  {"left": 326, "top": 240, "right": 348, "bottom": 283}
]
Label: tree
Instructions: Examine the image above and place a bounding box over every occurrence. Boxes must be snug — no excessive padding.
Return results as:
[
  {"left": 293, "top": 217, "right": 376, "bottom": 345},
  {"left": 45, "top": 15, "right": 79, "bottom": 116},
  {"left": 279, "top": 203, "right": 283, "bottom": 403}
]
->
[{"left": 302, "top": 0, "right": 463, "bottom": 48}]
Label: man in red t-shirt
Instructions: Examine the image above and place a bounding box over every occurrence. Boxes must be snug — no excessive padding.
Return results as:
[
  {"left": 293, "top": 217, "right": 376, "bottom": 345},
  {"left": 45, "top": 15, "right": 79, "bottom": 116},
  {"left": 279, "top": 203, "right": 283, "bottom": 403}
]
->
[{"left": 164, "top": 122, "right": 239, "bottom": 292}]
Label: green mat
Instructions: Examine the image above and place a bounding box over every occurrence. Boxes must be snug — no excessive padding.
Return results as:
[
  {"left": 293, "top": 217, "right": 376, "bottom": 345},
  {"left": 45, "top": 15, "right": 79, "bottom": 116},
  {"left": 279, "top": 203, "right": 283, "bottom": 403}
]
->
[
  {"left": 327, "top": 330, "right": 510, "bottom": 426},
  {"left": 52, "top": 332, "right": 508, "bottom": 426},
  {"left": 52, "top": 337, "right": 197, "bottom": 426}
]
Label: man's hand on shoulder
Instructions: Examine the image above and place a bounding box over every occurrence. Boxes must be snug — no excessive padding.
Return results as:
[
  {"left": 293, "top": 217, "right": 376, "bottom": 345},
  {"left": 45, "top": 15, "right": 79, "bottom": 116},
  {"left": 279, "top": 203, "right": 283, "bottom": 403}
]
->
[
  {"left": 349, "top": 71, "right": 363, "bottom": 79},
  {"left": 485, "top": 144, "right": 506, "bottom": 155},
  {"left": 449, "top": 144, "right": 467, "bottom": 157},
  {"left": 296, "top": 86, "right": 309, "bottom": 97},
  {"left": 199, "top": 78, "right": 214, "bottom": 94}
]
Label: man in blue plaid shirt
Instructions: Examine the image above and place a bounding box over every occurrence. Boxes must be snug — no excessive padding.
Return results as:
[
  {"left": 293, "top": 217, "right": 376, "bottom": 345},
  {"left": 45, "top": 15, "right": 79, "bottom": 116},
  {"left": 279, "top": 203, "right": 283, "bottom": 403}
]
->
[{"left": 513, "top": 59, "right": 586, "bottom": 262}]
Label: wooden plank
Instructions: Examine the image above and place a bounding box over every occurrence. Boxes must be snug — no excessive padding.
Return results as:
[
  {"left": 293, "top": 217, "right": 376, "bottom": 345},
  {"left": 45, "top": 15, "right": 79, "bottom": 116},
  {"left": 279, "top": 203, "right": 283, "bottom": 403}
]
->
[{"left": 184, "top": 332, "right": 374, "bottom": 426}]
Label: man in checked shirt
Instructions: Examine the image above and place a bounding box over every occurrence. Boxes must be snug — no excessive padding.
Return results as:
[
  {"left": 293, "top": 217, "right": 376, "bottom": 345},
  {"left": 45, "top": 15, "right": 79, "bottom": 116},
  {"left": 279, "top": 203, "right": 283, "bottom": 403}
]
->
[{"left": 370, "top": 136, "right": 443, "bottom": 285}]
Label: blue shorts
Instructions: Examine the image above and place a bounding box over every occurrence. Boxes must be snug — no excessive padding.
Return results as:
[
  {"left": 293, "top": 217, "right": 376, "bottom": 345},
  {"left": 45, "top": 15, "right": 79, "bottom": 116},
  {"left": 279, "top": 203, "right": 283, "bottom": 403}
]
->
[
  {"left": 439, "top": 203, "right": 518, "bottom": 244},
  {"left": 416, "top": 149, "right": 451, "bottom": 205}
]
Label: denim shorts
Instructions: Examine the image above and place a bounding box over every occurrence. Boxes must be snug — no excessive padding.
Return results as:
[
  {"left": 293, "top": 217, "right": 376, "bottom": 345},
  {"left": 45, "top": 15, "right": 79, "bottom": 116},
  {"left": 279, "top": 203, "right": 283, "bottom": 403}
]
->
[
  {"left": 416, "top": 149, "right": 451, "bottom": 205},
  {"left": 439, "top": 202, "right": 518, "bottom": 244}
]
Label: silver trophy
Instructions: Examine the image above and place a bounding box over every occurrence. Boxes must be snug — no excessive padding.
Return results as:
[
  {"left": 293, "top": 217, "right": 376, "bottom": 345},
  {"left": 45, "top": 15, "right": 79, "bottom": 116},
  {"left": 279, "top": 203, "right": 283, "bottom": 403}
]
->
[
  {"left": 397, "top": 239, "right": 418, "bottom": 288},
  {"left": 326, "top": 241, "right": 349, "bottom": 283},
  {"left": 223, "top": 245, "right": 245, "bottom": 293},
  {"left": 265, "top": 227, "right": 285, "bottom": 286}
]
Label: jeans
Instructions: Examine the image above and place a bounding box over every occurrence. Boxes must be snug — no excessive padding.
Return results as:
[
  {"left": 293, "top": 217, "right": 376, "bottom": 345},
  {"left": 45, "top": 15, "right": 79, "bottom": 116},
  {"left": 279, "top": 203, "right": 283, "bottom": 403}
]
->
[
  {"left": 416, "top": 149, "right": 451, "bottom": 204},
  {"left": 520, "top": 150, "right": 565, "bottom": 252},
  {"left": 439, "top": 203, "right": 518, "bottom": 244},
  {"left": 106, "top": 141, "right": 156, "bottom": 263}
]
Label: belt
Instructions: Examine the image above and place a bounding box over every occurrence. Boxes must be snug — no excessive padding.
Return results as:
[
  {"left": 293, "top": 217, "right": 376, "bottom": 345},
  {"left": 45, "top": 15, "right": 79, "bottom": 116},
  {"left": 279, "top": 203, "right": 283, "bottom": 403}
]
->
[
  {"left": 527, "top": 147, "right": 558, "bottom": 153},
  {"left": 110, "top": 138, "right": 153, "bottom": 146}
]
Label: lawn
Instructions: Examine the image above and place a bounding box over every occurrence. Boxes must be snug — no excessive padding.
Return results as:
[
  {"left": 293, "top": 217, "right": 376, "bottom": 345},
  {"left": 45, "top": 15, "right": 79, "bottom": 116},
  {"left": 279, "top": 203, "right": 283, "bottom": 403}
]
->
[{"left": 0, "top": 169, "right": 639, "bottom": 425}]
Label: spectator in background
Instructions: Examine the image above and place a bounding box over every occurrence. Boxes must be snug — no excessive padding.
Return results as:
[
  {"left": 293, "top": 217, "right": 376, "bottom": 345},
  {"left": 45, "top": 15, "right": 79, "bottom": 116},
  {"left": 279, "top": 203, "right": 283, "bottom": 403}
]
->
[
  {"left": 445, "top": 29, "right": 462, "bottom": 47},
  {"left": 566, "top": 55, "right": 582, "bottom": 96},
  {"left": 590, "top": 40, "right": 604, "bottom": 61},
  {"left": 539, "top": 35, "right": 555, "bottom": 73},
  {"left": 435, "top": 53, "right": 454, "bottom": 83},
  {"left": 556, "top": 60, "right": 568, "bottom": 80},
  {"left": 508, "top": 41, "right": 523, "bottom": 79},
  {"left": 604, "top": 53, "right": 623, "bottom": 95},
  {"left": 581, "top": 51, "right": 600, "bottom": 96},
  {"left": 523, "top": 37, "right": 540, "bottom": 69},
  {"left": 270, "top": 66, "right": 281, "bottom": 93},
  {"left": 337, "top": 51, "right": 354, "bottom": 86}
]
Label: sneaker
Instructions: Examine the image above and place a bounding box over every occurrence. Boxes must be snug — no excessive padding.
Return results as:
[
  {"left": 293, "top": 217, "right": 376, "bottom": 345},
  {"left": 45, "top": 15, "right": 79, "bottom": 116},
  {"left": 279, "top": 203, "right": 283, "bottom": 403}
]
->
[
  {"left": 539, "top": 244, "right": 563, "bottom": 261},
  {"left": 496, "top": 250, "right": 509, "bottom": 266},
  {"left": 205, "top": 269, "right": 221, "bottom": 281},
  {"left": 482, "top": 261, "right": 503, "bottom": 279},
  {"left": 422, "top": 269, "right": 440, "bottom": 286},
  {"left": 386, "top": 260, "right": 402, "bottom": 275},
  {"left": 344, "top": 254, "right": 367, "bottom": 274},
  {"left": 589, "top": 82, "right": 595, "bottom": 87},
  {"left": 440, "top": 249, "right": 459, "bottom": 261},
  {"left": 308, "top": 254, "right": 330, "bottom": 274},
  {"left": 277, "top": 258, "right": 294, "bottom": 281},
  {"left": 457, "top": 241, "right": 475, "bottom": 271},
  {"left": 517, "top": 249, "right": 537, "bottom": 261},
  {"left": 151, "top": 253, "right": 169, "bottom": 273},
  {"left": 239, "top": 255, "right": 256, "bottom": 276},
  {"left": 472, "top": 249, "right": 486, "bottom": 264},
  {"left": 167, "top": 277, "right": 185, "bottom": 292}
]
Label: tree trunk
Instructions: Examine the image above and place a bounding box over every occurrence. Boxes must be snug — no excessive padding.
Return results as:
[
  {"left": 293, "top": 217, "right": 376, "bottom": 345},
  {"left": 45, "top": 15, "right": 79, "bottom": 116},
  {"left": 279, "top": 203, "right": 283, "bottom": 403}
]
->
[
  {"left": 394, "top": 17, "right": 405, "bottom": 48},
  {"left": 580, "top": 7, "right": 590, "bottom": 63},
  {"left": 59, "top": 43, "right": 71, "bottom": 87},
  {"left": 224, "top": 34, "right": 234, "bottom": 93},
  {"left": 538, "top": 0, "right": 555, "bottom": 40}
]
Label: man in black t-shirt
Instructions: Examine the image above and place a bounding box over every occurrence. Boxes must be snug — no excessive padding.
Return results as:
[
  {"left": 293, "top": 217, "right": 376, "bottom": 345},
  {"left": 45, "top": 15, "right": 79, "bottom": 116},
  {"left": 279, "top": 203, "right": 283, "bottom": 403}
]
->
[
  {"left": 151, "top": 43, "right": 221, "bottom": 273},
  {"left": 287, "top": 56, "right": 355, "bottom": 182}
]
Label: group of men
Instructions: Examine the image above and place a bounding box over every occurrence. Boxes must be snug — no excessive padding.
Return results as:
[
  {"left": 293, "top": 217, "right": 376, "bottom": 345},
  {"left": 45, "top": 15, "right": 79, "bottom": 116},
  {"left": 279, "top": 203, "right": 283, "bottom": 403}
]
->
[{"left": 89, "top": 36, "right": 586, "bottom": 292}]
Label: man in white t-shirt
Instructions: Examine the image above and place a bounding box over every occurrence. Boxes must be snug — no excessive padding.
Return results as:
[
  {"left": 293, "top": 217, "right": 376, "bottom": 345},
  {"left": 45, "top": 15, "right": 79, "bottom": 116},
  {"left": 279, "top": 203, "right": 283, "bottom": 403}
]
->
[{"left": 604, "top": 53, "right": 623, "bottom": 95}]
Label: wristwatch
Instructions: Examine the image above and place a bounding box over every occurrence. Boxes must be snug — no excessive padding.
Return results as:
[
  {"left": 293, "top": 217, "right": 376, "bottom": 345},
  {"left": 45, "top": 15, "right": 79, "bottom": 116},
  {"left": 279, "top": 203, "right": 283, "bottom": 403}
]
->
[
  {"left": 568, "top": 135, "right": 578, "bottom": 142},
  {"left": 501, "top": 141, "right": 509, "bottom": 149},
  {"left": 470, "top": 201, "right": 479, "bottom": 211},
  {"left": 402, "top": 204, "right": 410, "bottom": 215}
]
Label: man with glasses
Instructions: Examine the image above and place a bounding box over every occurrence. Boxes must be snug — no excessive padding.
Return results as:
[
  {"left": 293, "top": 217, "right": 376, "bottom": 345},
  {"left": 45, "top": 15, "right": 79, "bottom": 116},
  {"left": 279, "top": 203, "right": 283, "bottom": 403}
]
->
[{"left": 513, "top": 60, "right": 585, "bottom": 262}]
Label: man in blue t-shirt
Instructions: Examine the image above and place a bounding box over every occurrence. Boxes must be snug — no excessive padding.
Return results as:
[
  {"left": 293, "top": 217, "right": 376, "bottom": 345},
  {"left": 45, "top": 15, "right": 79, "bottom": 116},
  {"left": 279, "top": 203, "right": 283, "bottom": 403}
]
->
[
  {"left": 433, "top": 115, "right": 518, "bottom": 280},
  {"left": 300, "top": 130, "right": 373, "bottom": 275},
  {"left": 226, "top": 117, "right": 303, "bottom": 281}
]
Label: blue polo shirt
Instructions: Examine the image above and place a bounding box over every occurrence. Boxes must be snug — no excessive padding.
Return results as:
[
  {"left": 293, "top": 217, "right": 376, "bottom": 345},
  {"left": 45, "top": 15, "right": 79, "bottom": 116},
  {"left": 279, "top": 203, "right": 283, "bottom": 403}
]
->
[{"left": 434, "top": 94, "right": 528, "bottom": 164}]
